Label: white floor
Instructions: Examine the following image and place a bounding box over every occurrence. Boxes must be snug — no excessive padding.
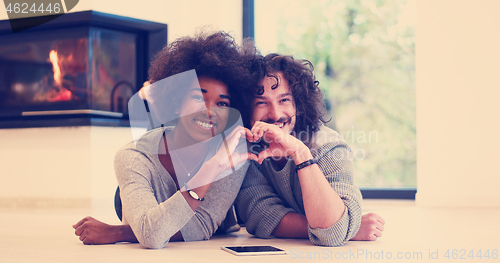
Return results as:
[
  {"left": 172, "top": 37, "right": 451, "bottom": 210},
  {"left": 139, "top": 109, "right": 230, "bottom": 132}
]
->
[{"left": 1, "top": 200, "right": 499, "bottom": 262}]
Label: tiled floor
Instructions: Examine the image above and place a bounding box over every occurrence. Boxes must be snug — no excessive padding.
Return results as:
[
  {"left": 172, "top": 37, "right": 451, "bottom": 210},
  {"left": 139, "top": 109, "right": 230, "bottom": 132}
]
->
[{"left": 1, "top": 200, "right": 499, "bottom": 262}]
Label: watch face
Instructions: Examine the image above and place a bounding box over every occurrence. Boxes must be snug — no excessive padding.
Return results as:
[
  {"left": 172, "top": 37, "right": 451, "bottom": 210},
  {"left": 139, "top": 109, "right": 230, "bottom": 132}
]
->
[{"left": 188, "top": 190, "right": 200, "bottom": 200}]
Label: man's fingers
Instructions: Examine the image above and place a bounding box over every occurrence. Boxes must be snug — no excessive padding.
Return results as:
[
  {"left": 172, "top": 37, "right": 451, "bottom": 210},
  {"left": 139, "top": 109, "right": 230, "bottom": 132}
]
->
[
  {"left": 367, "top": 212, "right": 385, "bottom": 225},
  {"left": 372, "top": 213, "right": 385, "bottom": 225},
  {"left": 244, "top": 128, "right": 255, "bottom": 142},
  {"left": 251, "top": 122, "right": 271, "bottom": 140},
  {"left": 251, "top": 127, "right": 263, "bottom": 141}
]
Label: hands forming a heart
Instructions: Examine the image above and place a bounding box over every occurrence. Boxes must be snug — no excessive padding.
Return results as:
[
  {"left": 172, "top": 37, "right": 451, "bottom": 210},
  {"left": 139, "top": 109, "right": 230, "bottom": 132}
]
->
[{"left": 213, "top": 121, "right": 309, "bottom": 171}]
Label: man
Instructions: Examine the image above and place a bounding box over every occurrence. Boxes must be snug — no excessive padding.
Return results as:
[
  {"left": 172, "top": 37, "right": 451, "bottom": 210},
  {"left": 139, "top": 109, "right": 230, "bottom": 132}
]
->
[{"left": 235, "top": 53, "right": 384, "bottom": 246}]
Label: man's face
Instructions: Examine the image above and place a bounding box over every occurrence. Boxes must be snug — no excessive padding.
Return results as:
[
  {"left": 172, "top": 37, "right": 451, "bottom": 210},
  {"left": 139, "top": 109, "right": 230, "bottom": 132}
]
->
[{"left": 251, "top": 71, "right": 297, "bottom": 135}]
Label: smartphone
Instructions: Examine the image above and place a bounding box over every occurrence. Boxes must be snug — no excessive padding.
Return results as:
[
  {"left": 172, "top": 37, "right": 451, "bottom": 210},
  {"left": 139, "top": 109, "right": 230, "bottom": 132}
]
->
[{"left": 221, "top": 245, "right": 287, "bottom": 256}]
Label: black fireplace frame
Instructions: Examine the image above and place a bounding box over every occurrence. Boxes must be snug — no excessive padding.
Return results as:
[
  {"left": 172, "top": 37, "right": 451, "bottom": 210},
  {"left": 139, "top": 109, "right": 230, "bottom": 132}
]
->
[{"left": 0, "top": 11, "right": 168, "bottom": 128}]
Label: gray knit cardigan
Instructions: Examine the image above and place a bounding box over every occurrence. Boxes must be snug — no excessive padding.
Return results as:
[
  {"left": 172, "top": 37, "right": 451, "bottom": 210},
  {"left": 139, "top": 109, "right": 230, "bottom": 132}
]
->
[
  {"left": 235, "top": 126, "right": 362, "bottom": 247},
  {"left": 115, "top": 128, "right": 248, "bottom": 249}
]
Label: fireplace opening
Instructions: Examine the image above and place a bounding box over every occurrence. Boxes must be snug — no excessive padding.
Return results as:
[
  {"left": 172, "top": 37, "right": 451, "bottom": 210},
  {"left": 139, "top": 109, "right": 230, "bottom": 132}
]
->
[{"left": 0, "top": 11, "right": 168, "bottom": 128}]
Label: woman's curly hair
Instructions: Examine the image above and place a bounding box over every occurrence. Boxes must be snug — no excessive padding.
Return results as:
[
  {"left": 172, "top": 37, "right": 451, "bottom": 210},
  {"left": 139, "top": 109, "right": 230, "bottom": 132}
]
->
[
  {"left": 244, "top": 53, "right": 328, "bottom": 146},
  {"left": 147, "top": 31, "right": 252, "bottom": 124}
]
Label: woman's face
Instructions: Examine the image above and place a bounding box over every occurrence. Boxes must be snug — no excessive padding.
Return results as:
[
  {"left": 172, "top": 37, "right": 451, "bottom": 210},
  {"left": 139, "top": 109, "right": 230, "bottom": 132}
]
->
[{"left": 177, "top": 77, "right": 230, "bottom": 143}]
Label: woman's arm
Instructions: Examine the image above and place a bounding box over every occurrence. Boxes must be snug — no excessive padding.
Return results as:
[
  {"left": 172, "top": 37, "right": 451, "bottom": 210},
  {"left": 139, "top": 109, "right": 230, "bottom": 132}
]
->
[
  {"left": 117, "top": 127, "right": 254, "bottom": 249},
  {"left": 116, "top": 149, "right": 195, "bottom": 249},
  {"left": 72, "top": 217, "right": 184, "bottom": 245}
]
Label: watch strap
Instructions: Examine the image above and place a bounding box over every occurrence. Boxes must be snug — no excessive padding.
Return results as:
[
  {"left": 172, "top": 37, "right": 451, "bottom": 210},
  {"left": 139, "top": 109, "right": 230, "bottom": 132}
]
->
[{"left": 295, "top": 159, "right": 318, "bottom": 171}]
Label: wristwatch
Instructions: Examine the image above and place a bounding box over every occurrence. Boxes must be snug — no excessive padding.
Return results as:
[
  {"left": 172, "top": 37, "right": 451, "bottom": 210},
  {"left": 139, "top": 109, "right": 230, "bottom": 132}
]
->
[{"left": 184, "top": 184, "right": 204, "bottom": 201}]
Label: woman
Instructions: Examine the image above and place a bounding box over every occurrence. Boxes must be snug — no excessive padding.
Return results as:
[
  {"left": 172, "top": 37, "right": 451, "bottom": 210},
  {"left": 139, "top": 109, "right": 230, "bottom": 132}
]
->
[{"left": 73, "top": 32, "right": 257, "bottom": 248}]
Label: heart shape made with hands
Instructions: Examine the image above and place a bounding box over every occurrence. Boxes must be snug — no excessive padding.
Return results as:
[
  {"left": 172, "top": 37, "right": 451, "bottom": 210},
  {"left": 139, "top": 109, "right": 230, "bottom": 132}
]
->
[{"left": 248, "top": 121, "right": 303, "bottom": 164}]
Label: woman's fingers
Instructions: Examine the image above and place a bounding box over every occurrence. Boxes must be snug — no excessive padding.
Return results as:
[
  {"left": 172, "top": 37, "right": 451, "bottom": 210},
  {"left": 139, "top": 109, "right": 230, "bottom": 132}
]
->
[
  {"left": 74, "top": 224, "right": 85, "bottom": 236},
  {"left": 72, "top": 217, "right": 88, "bottom": 229},
  {"left": 79, "top": 229, "right": 86, "bottom": 241},
  {"left": 257, "top": 149, "right": 274, "bottom": 164},
  {"left": 238, "top": 152, "right": 258, "bottom": 163},
  {"left": 222, "top": 127, "right": 245, "bottom": 153}
]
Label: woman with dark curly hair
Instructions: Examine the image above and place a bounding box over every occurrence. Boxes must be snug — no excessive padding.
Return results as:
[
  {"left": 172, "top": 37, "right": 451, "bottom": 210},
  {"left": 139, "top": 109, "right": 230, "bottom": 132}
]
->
[{"left": 72, "top": 32, "right": 257, "bottom": 248}]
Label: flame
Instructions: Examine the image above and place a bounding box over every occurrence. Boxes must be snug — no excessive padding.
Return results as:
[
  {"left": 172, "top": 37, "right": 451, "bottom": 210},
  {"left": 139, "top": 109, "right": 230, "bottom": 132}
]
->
[
  {"left": 48, "top": 49, "right": 72, "bottom": 102},
  {"left": 49, "top": 50, "right": 62, "bottom": 88}
]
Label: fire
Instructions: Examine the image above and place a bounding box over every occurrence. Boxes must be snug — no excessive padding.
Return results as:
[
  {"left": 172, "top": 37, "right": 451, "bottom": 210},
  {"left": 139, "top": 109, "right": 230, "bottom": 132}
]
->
[
  {"left": 48, "top": 49, "right": 73, "bottom": 102},
  {"left": 49, "top": 50, "right": 62, "bottom": 88}
]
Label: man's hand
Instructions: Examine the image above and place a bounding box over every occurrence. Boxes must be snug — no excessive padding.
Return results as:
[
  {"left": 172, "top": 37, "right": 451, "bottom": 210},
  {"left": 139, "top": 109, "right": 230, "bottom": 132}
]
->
[
  {"left": 350, "top": 213, "right": 385, "bottom": 241},
  {"left": 250, "top": 121, "right": 309, "bottom": 164}
]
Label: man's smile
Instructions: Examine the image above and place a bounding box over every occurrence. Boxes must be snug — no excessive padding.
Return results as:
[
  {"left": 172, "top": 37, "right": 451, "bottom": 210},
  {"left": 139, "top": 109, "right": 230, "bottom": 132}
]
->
[{"left": 264, "top": 118, "right": 289, "bottom": 130}]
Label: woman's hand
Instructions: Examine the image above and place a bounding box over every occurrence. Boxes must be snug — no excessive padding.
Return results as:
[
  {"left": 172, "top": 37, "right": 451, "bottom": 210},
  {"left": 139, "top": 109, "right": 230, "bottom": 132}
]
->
[
  {"left": 211, "top": 125, "right": 258, "bottom": 172},
  {"left": 73, "top": 216, "right": 138, "bottom": 245}
]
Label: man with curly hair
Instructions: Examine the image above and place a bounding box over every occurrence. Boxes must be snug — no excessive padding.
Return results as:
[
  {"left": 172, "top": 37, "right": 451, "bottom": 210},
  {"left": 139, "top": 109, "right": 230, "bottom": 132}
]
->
[{"left": 235, "top": 53, "right": 385, "bottom": 247}]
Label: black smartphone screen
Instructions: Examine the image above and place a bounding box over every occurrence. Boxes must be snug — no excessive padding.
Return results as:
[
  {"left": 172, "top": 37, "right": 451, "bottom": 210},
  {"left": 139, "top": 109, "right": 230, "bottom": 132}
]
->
[{"left": 221, "top": 245, "right": 287, "bottom": 256}]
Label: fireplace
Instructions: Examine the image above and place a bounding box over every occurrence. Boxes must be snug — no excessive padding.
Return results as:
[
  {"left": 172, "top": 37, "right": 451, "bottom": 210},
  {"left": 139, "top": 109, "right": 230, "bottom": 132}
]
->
[{"left": 0, "top": 11, "right": 168, "bottom": 128}]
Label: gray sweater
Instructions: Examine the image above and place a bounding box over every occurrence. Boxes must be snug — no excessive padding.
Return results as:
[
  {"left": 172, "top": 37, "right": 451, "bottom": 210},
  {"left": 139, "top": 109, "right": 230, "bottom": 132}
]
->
[
  {"left": 115, "top": 128, "right": 248, "bottom": 249},
  {"left": 235, "top": 126, "right": 362, "bottom": 247}
]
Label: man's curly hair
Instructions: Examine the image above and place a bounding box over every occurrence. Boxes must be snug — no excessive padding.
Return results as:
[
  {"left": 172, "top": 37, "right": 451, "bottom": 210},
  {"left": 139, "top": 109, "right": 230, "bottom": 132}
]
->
[
  {"left": 244, "top": 53, "right": 328, "bottom": 146},
  {"left": 147, "top": 31, "right": 252, "bottom": 124}
]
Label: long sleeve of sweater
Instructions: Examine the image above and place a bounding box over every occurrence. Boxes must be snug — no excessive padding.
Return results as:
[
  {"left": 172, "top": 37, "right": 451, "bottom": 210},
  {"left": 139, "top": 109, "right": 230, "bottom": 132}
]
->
[
  {"left": 235, "top": 126, "right": 362, "bottom": 247},
  {"left": 115, "top": 129, "right": 248, "bottom": 249},
  {"left": 235, "top": 161, "right": 296, "bottom": 238}
]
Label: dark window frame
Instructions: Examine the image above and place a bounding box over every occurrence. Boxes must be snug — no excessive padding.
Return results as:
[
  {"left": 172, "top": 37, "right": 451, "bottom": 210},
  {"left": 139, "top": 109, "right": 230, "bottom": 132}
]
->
[
  {"left": 242, "top": 0, "right": 254, "bottom": 39},
  {"left": 360, "top": 188, "right": 416, "bottom": 200}
]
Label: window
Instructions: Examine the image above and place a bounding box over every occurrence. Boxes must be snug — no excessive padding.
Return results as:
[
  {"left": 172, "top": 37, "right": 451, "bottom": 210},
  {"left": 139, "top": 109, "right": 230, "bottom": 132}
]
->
[{"left": 254, "top": 0, "right": 416, "bottom": 192}]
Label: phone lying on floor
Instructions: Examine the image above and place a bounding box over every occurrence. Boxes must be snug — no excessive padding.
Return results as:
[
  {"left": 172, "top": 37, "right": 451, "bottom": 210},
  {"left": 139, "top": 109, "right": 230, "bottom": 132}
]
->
[{"left": 221, "top": 245, "right": 287, "bottom": 256}]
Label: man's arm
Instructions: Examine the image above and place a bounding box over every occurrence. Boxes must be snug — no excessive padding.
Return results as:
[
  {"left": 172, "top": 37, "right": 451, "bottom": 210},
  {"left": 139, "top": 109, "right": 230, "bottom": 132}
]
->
[
  {"left": 251, "top": 122, "right": 362, "bottom": 246},
  {"left": 235, "top": 161, "right": 296, "bottom": 239},
  {"left": 296, "top": 143, "right": 364, "bottom": 246},
  {"left": 271, "top": 212, "right": 308, "bottom": 238},
  {"left": 272, "top": 210, "right": 386, "bottom": 242},
  {"left": 291, "top": 145, "right": 346, "bottom": 229}
]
